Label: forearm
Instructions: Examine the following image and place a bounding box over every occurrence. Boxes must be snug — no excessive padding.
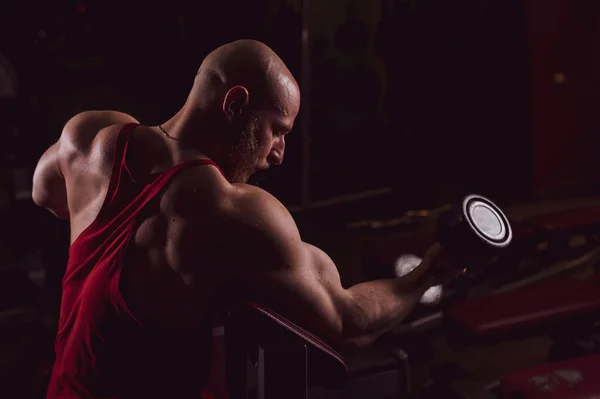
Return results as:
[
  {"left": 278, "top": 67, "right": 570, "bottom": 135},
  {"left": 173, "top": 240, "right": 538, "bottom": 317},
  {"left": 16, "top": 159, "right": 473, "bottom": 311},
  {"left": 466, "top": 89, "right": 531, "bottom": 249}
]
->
[
  {"left": 302, "top": 242, "right": 432, "bottom": 348},
  {"left": 343, "top": 275, "right": 430, "bottom": 346}
]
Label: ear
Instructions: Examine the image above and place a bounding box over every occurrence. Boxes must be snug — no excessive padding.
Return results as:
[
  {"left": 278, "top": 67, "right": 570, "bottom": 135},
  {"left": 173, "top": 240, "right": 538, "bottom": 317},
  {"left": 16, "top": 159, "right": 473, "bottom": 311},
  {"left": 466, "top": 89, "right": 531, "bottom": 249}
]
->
[{"left": 222, "top": 86, "right": 250, "bottom": 121}]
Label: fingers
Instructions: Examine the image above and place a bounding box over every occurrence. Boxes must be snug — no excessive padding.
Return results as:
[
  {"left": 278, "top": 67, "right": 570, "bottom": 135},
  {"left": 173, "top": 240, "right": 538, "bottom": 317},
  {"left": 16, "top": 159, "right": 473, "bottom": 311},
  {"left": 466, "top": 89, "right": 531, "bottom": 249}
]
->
[
  {"left": 394, "top": 243, "right": 463, "bottom": 289},
  {"left": 422, "top": 243, "right": 442, "bottom": 263},
  {"left": 432, "top": 256, "right": 466, "bottom": 286},
  {"left": 420, "top": 243, "right": 445, "bottom": 276},
  {"left": 421, "top": 244, "right": 466, "bottom": 286},
  {"left": 395, "top": 244, "right": 441, "bottom": 287}
]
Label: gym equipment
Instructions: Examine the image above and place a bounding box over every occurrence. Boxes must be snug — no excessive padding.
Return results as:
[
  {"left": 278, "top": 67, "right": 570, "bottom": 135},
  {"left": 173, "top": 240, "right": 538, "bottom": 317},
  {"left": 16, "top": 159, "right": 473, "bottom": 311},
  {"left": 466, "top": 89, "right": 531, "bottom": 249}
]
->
[
  {"left": 501, "top": 353, "right": 600, "bottom": 398},
  {"left": 414, "top": 276, "right": 600, "bottom": 399},
  {"left": 444, "top": 276, "right": 600, "bottom": 342},
  {"left": 225, "top": 302, "right": 411, "bottom": 399},
  {"left": 395, "top": 194, "right": 512, "bottom": 304},
  {"left": 548, "top": 313, "right": 600, "bottom": 362},
  {"left": 436, "top": 194, "right": 512, "bottom": 269}
]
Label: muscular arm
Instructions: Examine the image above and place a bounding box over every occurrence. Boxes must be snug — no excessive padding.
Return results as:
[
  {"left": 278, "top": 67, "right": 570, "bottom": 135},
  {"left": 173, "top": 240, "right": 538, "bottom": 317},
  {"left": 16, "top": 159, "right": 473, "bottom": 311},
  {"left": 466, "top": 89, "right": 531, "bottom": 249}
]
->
[
  {"left": 32, "top": 110, "right": 138, "bottom": 217},
  {"left": 225, "top": 186, "right": 435, "bottom": 349}
]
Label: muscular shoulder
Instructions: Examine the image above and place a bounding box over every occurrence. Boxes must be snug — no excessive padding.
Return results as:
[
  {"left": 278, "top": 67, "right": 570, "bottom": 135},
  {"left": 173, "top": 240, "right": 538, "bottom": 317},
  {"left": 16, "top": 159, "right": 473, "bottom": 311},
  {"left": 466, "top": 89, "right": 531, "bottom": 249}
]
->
[
  {"left": 169, "top": 172, "right": 293, "bottom": 227},
  {"left": 60, "top": 110, "right": 139, "bottom": 154},
  {"left": 56, "top": 110, "right": 139, "bottom": 175},
  {"left": 172, "top": 174, "right": 303, "bottom": 265},
  {"left": 221, "top": 184, "right": 295, "bottom": 230},
  {"left": 220, "top": 184, "right": 305, "bottom": 268}
]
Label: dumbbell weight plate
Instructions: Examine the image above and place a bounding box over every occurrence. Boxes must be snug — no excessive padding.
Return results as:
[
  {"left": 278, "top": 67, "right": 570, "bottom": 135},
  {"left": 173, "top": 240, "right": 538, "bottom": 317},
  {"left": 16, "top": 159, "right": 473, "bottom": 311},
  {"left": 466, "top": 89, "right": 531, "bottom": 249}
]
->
[
  {"left": 437, "top": 194, "right": 512, "bottom": 269},
  {"left": 463, "top": 195, "right": 511, "bottom": 247}
]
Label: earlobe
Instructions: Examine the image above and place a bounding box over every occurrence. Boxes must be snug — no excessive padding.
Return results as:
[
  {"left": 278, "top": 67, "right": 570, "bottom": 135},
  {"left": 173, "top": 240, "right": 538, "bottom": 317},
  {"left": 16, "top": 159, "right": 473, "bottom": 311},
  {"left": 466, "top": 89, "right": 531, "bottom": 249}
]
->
[{"left": 223, "top": 85, "right": 250, "bottom": 119}]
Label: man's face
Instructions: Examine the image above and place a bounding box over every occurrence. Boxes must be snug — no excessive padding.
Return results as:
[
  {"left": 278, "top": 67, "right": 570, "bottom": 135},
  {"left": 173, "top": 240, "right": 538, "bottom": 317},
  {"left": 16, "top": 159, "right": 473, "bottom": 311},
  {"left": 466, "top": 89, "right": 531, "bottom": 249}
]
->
[{"left": 222, "top": 77, "right": 300, "bottom": 183}]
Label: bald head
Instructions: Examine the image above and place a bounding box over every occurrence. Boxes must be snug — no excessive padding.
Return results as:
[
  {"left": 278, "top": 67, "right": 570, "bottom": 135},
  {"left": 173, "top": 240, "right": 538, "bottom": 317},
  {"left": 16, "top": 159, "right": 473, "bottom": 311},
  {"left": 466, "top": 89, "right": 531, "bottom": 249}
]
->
[
  {"left": 193, "top": 40, "right": 298, "bottom": 110},
  {"left": 181, "top": 40, "right": 300, "bottom": 183}
]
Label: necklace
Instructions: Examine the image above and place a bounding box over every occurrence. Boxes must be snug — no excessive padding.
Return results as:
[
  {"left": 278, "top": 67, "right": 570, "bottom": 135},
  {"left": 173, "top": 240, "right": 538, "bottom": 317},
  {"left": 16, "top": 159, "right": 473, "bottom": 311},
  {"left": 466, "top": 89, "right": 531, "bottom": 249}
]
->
[{"left": 157, "top": 124, "right": 181, "bottom": 142}]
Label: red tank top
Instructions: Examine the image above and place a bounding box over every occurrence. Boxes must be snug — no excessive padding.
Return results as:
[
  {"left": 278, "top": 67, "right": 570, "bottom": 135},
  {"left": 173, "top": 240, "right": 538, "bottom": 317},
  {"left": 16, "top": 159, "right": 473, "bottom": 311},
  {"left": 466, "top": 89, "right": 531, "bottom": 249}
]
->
[{"left": 47, "top": 123, "right": 224, "bottom": 399}]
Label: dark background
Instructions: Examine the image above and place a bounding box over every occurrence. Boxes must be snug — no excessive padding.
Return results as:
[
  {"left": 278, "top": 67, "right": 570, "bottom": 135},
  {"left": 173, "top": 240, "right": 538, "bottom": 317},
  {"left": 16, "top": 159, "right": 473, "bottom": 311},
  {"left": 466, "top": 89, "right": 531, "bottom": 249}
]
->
[
  {"left": 0, "top": 0, "right": 534, "bottom": 208},
  {"left": 3, "top": 0, "right": 599, "bottom": 208},
  {"left": 0, "top": 0, "right": 599, "bottom": 397}
]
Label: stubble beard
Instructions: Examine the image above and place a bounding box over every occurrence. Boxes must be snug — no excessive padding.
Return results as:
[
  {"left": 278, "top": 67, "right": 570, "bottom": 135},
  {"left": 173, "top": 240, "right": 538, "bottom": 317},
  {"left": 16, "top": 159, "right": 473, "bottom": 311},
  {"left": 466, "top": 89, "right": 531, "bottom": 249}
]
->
[{"left": 222, "top": 115, "right": 261, "bottom": 184}]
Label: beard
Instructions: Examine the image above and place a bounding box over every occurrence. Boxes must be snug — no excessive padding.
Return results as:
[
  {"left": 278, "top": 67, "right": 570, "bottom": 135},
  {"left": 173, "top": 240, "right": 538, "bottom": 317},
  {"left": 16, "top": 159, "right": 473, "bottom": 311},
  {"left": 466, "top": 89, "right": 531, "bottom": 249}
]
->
[{"left": 221, "top": 114, "right": 261, "bottom": 183}]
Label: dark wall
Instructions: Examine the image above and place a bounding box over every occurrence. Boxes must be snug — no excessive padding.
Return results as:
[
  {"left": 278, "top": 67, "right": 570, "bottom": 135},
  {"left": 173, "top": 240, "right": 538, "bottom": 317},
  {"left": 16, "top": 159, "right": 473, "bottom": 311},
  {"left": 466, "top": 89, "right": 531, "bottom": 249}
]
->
[
  {"left": 0, "top": 0, "right": 536, "bottom": 213},
  {"left": 309, "top": 0, "right": 531, "bottom": 208},
  {"left": 3, "top": 0, "right": 599, "bottom": 212},
  {"left": 527, "top": 0, "right": 600, "bottom": 199},
  {"left": 0, "top": 0, "right": 303, "bottom": 203}
]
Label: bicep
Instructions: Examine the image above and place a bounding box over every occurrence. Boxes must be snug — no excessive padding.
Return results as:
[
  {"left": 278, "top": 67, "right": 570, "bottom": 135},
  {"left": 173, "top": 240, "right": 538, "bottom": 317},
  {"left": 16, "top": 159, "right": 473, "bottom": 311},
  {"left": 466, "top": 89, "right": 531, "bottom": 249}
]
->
[
  {"left": 230, "top": 192, "right": 353, "bottom": 344},
  {"left": 247, "top": 243, "right": 347, "bottom": 337}
]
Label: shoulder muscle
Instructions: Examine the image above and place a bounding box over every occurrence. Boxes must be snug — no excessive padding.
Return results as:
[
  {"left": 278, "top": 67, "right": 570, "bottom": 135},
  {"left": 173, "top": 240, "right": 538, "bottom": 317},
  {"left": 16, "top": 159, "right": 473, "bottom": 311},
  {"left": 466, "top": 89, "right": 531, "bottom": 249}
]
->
[
  {"left": 225, "top": 185, "right": 304, "bottom": 268},
  {"left": 219, "top": 185, "right": 351, "bottom": 343},
  {"left": 60, "top": 110, "right": 138, "bottom": 153}
]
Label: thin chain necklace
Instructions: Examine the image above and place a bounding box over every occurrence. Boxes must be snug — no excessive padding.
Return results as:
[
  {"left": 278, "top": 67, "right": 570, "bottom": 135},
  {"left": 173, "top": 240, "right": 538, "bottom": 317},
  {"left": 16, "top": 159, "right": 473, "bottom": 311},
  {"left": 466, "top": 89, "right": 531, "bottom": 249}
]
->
[{"left": 157, "top": 124, "right": 181, "bottom": 142}]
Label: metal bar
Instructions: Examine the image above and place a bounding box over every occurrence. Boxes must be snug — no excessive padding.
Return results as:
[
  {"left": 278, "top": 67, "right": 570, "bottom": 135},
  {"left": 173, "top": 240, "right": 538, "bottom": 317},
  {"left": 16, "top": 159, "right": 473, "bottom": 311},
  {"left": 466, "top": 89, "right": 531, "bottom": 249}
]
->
[
  {"left": 492, "top": 247, "right": 600, "bottom": 294},
  {"left": 257, "top": 346, "right": 265, "bottom": 399},
  {"left": 409, "top": 311, "right": 443, "bottom": 330},
  {"left": 393, "top": 349, "right": 412, "bottom": 396},
  {"left": 300, "top": 0, "right": 311, "bottom": 209}
]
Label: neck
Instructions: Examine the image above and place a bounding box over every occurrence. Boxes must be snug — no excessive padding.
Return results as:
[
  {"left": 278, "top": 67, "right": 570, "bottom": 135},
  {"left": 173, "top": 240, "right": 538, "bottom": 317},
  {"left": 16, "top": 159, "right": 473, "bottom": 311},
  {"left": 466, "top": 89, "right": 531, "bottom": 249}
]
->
[{"left": 160, "top": 104, "right": 221, "bottom": 157}]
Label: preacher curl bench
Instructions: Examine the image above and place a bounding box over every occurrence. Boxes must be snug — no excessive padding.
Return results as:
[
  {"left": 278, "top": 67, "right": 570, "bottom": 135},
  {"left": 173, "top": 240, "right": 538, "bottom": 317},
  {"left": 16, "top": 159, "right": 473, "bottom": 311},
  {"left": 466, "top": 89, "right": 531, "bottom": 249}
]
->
[{"left": 225, "top": 301, "right": 412, "bottom": 399}]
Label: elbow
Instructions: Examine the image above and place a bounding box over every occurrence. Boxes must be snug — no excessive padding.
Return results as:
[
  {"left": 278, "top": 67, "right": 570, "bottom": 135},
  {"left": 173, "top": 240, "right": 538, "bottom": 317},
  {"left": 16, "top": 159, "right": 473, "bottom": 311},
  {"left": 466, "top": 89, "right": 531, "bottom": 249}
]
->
[
  {"left": 335, "top": 307, "right": 377, "bottom": 351},
  {"left": 328, "top": 330, "right": 376, "bottom": 353},
  {"left": 336, "top": 334, "right": 376, "bottom": 352}
]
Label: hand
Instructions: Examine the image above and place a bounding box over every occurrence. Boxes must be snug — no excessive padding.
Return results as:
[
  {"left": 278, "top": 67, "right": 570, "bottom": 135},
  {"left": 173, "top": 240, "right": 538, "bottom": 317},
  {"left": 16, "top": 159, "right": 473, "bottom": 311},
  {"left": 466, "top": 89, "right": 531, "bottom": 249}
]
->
[
  {"left": 423, "top": 244, "right": 465, "bottom": 286},
  {"left": 394, "top": 244, "right": 465, "bottom": 306},
  {"left": 394, "top": 244, "right": 440, "bottom": 289},
  {"left": 394, "top": 244, "right": 464, "bottom": 289}
]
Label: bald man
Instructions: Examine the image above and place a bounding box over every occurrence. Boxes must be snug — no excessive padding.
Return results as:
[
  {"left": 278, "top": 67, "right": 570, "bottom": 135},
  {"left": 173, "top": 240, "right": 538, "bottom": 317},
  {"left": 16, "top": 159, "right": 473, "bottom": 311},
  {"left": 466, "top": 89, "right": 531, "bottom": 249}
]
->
[{"left": 33, "top": 40, "right": 445, "bottom": 398}]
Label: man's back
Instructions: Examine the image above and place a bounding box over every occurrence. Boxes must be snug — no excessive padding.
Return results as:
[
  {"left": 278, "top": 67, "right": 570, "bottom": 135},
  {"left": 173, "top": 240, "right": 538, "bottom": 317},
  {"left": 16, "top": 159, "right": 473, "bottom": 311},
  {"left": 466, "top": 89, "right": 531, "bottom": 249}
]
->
[
  {"left": 42, "top": 117, "right": 237, "bottom": 398},
  {"left": 54, "top": 116, "right": 231, "bottom": 323}
]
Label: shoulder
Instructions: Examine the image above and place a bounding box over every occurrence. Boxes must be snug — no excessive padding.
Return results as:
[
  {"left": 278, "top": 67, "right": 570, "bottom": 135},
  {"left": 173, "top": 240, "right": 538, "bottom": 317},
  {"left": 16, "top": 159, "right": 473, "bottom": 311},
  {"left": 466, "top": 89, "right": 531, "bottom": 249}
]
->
[
  {"left": 63, "top": 110, "right": 139, "bottom": 133},
  {"left": 219, "top": 184, "right": 304, "bottom": 264},
  {"left": 224, "top": 184, "right": 296, "bottom": 229},
  {"left": 167, "top": 168, "right": 292, "bottom": 226},
  {"left": 60, "top": 110, "right": 139, "bottom": 154},
  {"left": 173, "top": 176, "right": 302, "bottom": 263}
]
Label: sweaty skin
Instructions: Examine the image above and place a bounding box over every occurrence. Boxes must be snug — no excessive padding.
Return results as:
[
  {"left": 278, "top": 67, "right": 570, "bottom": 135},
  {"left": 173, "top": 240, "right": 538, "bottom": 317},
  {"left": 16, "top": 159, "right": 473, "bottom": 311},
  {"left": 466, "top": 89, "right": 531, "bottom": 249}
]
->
[{"left": 33, "top": 40, "right": 439, "bottom": 354}]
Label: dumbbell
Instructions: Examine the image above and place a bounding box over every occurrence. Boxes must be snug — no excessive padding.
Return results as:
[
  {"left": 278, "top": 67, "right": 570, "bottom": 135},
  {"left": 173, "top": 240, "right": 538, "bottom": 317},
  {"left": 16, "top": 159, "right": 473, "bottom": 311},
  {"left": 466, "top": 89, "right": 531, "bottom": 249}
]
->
[{"left": 395, "top": 194, "right": 512, "bottom": 305}]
